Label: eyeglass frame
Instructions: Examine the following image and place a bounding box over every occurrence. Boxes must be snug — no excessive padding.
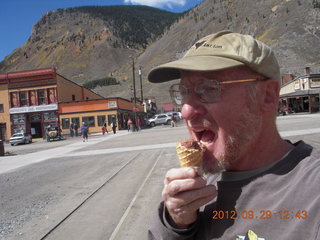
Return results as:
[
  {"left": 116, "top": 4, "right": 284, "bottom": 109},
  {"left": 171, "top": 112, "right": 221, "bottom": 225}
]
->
[{"left": 169, "top": 78, "right": 264, "bottom": 105}]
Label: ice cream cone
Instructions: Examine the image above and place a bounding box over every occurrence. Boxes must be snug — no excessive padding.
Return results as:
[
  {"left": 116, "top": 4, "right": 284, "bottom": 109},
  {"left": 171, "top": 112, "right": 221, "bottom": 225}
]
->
[{"left": 176, "top": 140, "right": 204, "bottom": 168}]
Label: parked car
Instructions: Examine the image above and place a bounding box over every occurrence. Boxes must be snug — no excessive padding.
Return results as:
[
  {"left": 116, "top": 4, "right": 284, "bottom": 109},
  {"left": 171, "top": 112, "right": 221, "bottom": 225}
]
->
[
  {"left": 166, "top": 112, "right": 182, "bottom": 120},
  {"left": 146, "top": 114, "right": 171, "bottom": 127},
  {"left": 9, "top": 133, "right": 32, "bottom": 146},
  {"left": 46, "top": 126, "right": 64, "bottom": 142}
]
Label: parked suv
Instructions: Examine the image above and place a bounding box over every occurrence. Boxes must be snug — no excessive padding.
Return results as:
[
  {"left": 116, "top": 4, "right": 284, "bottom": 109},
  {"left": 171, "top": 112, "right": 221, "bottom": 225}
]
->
[
  {"left": 9, "top": 133, "right": 32, "bottom": 146},
  {"left": 147, "top": 114, "right": 171, "bottom": 127}
]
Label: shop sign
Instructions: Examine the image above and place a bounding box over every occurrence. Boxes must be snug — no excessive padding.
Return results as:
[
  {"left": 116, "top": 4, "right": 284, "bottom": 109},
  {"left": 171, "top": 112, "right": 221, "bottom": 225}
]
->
[
  {"left": 108, "top": 101, "right": 117, "bottom": 108},
  {"left": 294, "top": 80, "right": 300, "bottom": 90},
  {"left": 9, "top": 104, "right": 58, "bottom": 114},
  {"left": 30, "top": 113, "right": 41, "bottom": 121},
  {"left": 310, "top": 78, "right": 320, "bottom": 88},
  {"left": 133, "top": 107, "right": 139, "bottom": 112}
]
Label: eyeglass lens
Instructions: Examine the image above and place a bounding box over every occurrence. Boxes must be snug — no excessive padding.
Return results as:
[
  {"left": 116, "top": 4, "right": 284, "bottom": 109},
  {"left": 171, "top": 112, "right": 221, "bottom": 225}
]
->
[{"left": 170, "top": 81, "right": 221, "bottom": 104}]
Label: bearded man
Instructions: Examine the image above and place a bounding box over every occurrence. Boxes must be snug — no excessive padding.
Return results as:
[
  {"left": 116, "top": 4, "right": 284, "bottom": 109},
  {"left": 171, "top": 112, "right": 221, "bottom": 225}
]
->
[{"left": 147, "top": 31, "right": 320, "bottom": 240}]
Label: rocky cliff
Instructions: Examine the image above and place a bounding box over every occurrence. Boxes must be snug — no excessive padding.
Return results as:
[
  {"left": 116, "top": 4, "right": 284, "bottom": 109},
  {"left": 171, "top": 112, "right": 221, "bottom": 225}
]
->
[{"left": 1, "top": 1, "right": 320, "bottom": 104}]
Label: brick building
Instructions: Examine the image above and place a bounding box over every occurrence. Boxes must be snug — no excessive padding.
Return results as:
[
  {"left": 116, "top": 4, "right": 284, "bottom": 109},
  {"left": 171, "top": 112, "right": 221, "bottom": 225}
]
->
[
  {"left": 0, "top": 68, "right": 103, "bottom": 140},
  {"left": 0, "top": 68, "right": 145, "bottom": 141}
]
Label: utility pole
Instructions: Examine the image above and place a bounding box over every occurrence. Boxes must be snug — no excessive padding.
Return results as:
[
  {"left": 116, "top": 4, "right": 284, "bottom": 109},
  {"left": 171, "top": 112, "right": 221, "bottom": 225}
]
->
[
  {"left": 132, "top": 57, "right": 136, "bottom": 105},
  {"left": 132, "top": 57, "right": 137, "bottom": 131},
  {"left": 139, "top": 66, "right": 144, "bottom": 102}
]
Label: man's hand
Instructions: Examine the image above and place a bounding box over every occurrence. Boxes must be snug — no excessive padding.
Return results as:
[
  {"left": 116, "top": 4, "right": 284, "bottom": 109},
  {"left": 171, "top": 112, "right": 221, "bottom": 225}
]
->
[{"left": 162, "top": 168, "right": 217, "bottom": 228}]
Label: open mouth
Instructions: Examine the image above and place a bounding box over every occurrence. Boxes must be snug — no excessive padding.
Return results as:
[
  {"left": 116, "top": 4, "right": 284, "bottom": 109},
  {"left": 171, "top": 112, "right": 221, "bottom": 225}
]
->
[{"left": 193, "top": 128, "right": 216, "bottom": 145}]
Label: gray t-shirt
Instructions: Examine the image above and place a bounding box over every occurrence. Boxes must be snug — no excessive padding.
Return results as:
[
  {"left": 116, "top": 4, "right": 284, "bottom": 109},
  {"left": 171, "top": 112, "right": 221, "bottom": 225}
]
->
[{"left": 148, "top": 141, "right": 320, "bottom": 240}]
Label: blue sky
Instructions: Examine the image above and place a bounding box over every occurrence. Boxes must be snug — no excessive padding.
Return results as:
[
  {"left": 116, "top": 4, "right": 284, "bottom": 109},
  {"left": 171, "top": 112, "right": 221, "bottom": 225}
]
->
[{"left": 0, "top": 0, "right": 203, "bottom": 62}]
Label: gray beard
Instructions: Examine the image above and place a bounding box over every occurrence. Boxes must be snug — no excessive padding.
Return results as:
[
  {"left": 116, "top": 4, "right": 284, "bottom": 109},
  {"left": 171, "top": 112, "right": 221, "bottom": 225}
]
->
[{"left": 203, "top": 105, "right": 262, "bottom": 174}]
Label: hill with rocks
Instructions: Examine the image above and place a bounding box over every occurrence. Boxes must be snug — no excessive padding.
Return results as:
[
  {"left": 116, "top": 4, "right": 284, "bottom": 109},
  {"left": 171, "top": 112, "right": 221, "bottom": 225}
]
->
[{"left": 1, "top": 0, "right": 320, "bottom": 104}]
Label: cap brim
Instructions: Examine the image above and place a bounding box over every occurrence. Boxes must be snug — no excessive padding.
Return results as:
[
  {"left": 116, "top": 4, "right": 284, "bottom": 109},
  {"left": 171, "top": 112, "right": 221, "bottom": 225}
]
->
[{"left": 148, "top": 56, "right": 245, "bottom": 83}]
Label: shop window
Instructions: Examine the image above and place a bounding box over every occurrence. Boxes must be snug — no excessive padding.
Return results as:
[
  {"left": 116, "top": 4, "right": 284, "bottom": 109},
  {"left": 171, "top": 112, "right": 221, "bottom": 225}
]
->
[
  {"left": 82, "top": 116, "right": 95, "bottom": 127},
  {"left": 48, "top": 88, "right": 56, "bottom": 104},
  {"left": 71, "top": 117, "right": 80, "bottom": 127},
  {"left": 61, "top": 118, "right": 70, "bottom": 129},
  {"left": 44, "top": 112, "right": 57, "bottom": 121},
  {"left": 0, "top": 104, "right": 3, "bottom": 112},
  {"left": 12, "top": 114, "right": 26, "bottom": 133},
  {"left": 29, "top": 90, "right": 37, "bottom": 106},
  {"left": 19, "top": 91, "right": 28, "bottom": 106},
  {"left": 38, "top": 89, "right": 46, "bottom": 105},
  {"left": 107, "top": 114, "right": 117, "bottom": 126},
  {"left": 10, "top": 92, "right": 19, "bottom": 107},
  {"left": 97, "top": 115, "right": 106, "bottom": 126}
]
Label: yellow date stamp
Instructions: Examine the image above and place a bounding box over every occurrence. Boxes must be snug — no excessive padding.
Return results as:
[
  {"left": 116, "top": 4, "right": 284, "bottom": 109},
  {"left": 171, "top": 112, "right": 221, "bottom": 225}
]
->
[{"left": 212, "top": 210, "right": 308, "bottom": 220}]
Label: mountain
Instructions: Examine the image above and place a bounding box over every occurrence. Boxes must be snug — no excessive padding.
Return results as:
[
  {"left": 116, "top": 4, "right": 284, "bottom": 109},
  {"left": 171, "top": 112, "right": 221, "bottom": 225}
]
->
[
  {"left": 1, "top": 1, "right": 320, "bottom": 104},
  {"left": 0, "top": 5, "right": 181, "bottom": 98},
  {"left": 137, "top": 0, "right": 320, "bottom": 103}
]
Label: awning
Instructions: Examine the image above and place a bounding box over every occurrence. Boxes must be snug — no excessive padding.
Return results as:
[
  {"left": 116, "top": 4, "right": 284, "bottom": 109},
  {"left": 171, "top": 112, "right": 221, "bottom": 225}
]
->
[{"left": 280, "top": 89, "right": 320, "bottom": 98}]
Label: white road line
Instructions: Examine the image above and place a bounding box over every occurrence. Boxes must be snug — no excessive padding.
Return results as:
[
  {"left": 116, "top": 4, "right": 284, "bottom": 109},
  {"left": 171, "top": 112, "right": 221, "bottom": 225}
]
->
[
  {"left": 108, "top": 150, "right": 163, "bottom": 240},
  {"left": 65, "top": 142, "right": 176, "bottom": 157},
  {"left": 0, "top": 132, "right": 130, "bottom": 174}
]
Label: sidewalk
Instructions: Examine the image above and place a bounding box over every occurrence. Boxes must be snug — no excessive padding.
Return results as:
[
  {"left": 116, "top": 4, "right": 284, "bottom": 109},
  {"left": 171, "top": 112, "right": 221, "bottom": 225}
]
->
[
  {"left": 0, "top": 130, "right": 130, "bottom": 174},
  {"left": 31, "top": 131, "right": 118, "bottom": 143}
]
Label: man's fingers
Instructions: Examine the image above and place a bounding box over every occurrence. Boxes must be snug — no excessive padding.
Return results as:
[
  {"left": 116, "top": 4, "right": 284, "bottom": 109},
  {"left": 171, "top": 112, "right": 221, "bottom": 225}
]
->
[
  {"left": 173, "top": 194, "right": 216, "bottom": 216},
  {"left": 165, "top": 177, "right": 207, "bottom": 197},
  {"left": 164, "top": 167, "right": 197, "bottom": 185},
  {"left": 165, "top": 185, "right": 217, "bottom": 211}
]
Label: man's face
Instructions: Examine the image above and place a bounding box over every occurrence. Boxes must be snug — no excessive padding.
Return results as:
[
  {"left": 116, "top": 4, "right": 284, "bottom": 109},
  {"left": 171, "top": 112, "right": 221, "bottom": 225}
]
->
[{"left": 180, "top": 68, "right": 263, "bottom": 173}]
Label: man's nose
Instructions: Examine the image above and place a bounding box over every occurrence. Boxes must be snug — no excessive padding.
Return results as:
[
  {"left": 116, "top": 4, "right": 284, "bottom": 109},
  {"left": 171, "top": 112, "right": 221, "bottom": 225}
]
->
[{"left": 181, "top": 95, "right": 206, "bottom": 120}]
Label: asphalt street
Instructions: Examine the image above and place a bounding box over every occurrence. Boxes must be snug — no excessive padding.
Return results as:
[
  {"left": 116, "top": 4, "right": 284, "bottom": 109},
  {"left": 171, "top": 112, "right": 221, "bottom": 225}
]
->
[{"left": 0, "top": 113, "right": 319, "bottom": 240}]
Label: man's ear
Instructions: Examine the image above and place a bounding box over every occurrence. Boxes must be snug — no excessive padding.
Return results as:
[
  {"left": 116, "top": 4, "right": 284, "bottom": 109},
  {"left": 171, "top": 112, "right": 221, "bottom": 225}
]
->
[{"left": 260, "top": 80, "right": 280, "bottom": 112}]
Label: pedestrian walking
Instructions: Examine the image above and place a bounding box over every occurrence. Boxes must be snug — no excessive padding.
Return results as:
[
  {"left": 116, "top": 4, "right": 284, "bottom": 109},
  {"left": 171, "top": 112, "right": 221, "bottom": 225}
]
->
[
  {"left": 170, "top": 114, "right": 177, "bottom": 127},
  {"left": 137, "top": 117, "right": 141, "bottom": 131},
  {"left": 102, "top": 121, "right": 108, "bottom": 135},
  {"left": 69, "top": 122, "right": 74, "bottom": 137},
  {"left": 81, "top": 122, "right": 88, "bottom": 142},
  {"left": 127, "top": 118, "right": 132, "bottom": 132},
  {"left": 111, "top": 121, "right": 117, "bottom": 134},
  {"left": 74, "top": 123, "right": 79, "bottom": 136}
]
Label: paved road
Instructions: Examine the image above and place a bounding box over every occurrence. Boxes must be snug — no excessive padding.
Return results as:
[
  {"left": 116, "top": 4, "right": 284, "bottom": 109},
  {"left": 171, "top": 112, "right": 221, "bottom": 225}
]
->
[{"left": 0, "top": 114, "right": 319, "bottom": 240}]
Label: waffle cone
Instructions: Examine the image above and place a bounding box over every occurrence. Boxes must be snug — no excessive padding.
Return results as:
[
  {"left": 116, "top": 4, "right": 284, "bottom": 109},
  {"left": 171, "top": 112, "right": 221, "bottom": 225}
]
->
[{"left": 176, "top": 140, "right": 204, "bottom": 168}]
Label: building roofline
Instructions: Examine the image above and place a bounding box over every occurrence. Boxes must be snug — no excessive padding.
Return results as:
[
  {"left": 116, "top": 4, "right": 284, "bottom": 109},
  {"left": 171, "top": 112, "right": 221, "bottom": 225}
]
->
[
  {"left": 281, "top": 73, "right": 320, "bottom": 88},
  {"left": 280, "top": 89, "right": 320, "bottom": 98},
  {"left": 0, "top": 68, "right": 56, "bottom": 81},
  {"left": 0, "top": 68, "right": 105, "bottom": 100},
  {"left": 55, "top": 72, "right": 105, "bottom": 99},
  {"left": 58, "top": 97, "right": 138, "bottom": 104}
]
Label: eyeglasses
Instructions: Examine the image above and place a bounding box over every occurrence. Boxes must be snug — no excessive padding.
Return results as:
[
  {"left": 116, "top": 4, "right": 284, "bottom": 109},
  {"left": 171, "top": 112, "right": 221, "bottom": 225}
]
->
[{"left": 169, "top": 78, "right": 260, "bottom": 105}]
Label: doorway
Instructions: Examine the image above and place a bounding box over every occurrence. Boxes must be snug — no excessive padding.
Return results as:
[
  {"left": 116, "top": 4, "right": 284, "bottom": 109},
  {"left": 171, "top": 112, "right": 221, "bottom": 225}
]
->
[
  {"left": 0, "top": 123, "right": 6, "bottom": 140},
  {"left": 31, "top": 122, "right": 42, "bottom": 138}
]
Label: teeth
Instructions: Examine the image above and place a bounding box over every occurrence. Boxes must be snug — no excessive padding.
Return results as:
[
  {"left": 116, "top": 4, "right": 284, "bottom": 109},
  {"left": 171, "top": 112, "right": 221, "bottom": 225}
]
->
[{"left": 200, "top": 140, "right": 211, "bottom": 146}]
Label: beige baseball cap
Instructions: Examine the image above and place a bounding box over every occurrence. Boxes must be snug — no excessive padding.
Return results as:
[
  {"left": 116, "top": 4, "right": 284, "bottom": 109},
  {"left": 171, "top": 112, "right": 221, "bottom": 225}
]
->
[{"left": 148, "top": 30, "right": 280, "bottom": 83}]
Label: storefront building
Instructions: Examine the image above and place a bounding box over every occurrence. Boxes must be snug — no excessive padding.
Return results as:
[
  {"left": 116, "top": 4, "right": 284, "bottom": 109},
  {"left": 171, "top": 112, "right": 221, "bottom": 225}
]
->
[
  {"left": 58, "top": 98, "right": 145, "bottom": 134},
  {"left": 279, "top": 68, "right": 320, "bottom": 114},
  {"left": 0, "top": 68, "right": 103, "bottom": 140}
]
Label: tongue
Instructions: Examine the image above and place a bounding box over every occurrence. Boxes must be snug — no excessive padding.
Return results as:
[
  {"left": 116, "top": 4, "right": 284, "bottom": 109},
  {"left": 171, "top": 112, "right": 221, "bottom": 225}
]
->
[{"left": 201, "top": 130, "right": 215, "bottom": 143}]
